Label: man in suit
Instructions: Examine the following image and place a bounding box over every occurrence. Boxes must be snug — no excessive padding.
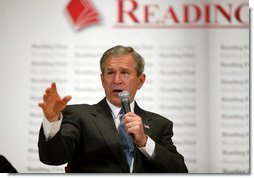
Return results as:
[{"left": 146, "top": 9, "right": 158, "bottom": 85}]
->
[{"left": 38, "top": 45, "right": 188, "bottom": 173}]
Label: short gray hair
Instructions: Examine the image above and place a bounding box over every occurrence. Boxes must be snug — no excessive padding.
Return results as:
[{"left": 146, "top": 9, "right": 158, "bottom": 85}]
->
[{"left": 100, "top": 45, "right": 145, "bottom": 76}]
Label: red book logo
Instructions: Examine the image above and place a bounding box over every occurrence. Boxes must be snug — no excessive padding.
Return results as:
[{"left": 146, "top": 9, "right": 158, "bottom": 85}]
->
[{"left": 66, "top": 0, "right": 100, "bottom": 30}]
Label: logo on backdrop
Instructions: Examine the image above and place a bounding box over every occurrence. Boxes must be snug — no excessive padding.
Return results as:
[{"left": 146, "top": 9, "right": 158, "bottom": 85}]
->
[
  {"left": 115, "top": 0, "right": 249, "bottom": 28},
  {"left": 66, "top": 0, "right": 248, "bottom": 30},
  {"left": 66, "top": 0, "right": 100, "bottom": 30}
]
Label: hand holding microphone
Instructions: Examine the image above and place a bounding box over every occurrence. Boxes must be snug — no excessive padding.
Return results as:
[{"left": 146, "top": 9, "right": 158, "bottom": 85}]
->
[{"left": 118, "top": 91, "right": 148, "bottom": 147}]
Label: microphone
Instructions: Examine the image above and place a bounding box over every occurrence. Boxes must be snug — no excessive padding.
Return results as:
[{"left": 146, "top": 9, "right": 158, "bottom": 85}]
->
[
  {"left": 118, "top": 91, "right": 135, "bottom": 141},
  {"left": 118, "top": 91, "right": 131, "bottom": 114}
]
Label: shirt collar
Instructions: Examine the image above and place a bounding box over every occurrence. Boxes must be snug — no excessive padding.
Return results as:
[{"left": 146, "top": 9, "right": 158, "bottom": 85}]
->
[{"left": 106, "top": 99, "right": 135, "bottom": 118}]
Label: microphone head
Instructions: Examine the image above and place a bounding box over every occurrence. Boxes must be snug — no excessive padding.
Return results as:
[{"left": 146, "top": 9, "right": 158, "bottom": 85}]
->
[{"left": 118, "top": 90, "right": 130, "bottom": 101}]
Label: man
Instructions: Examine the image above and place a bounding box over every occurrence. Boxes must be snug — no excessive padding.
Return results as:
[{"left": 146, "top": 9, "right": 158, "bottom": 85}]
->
[{"left": 38, "top": 45, "right": 188, "bottom": 173}]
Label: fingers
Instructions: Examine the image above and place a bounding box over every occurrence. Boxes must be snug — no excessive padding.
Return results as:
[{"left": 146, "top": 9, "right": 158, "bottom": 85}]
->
[
  {"left": 45, "top": 87, "right": 51, "bottom": 94},
  {"left": 43, "top": 93, "right": 49, "bottom": 101},
  {"left": 125, "top": 121, "right": 143, "bottom": 133},
  {"left": 38, "top": 82, "right": 71, "bottom": 108},
  {"left": 124, "top": 112, "right": 141, "bottom": 124},
  {"left": 123, "top": 113, "right": 147, "bottom": 147},
  {"left": 51, "top": 82, "right": 57, "bottom": 93},
  {"left": 123, "top": 113, "right": 143, "bottom": 132},
  {"left": 45, "top": 82, "right": 57, "bottom": 94},
  {"left": 62, "top": 95, "right": 72, "bottom": 105},
  {"left": 44, "top": 82, "right": 56, "bottom": 92},
  {"left": 43, "top": 83, "right": 56, "bottom": 101}
]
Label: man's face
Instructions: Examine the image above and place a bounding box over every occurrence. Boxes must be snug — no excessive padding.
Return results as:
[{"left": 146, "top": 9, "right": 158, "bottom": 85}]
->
[{"left": 101, "top": 54, "right": 145, "bottom": 107}]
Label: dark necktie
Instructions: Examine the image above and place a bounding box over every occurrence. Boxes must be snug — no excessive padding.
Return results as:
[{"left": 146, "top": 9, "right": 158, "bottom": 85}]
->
[{"left": 118, "top": 108, "right": 134, "bottom": 168}]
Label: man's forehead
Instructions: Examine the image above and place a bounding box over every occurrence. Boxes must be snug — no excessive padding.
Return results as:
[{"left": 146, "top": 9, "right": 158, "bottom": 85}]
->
[
  {"left": 105, "top": 55, "right": 134, "bottom": 65},
  {"left": 107, "top": 53, "right": 134, "bottom": 60},
  {"left": 105, "top": 66, "right": 131, "bottom": 70}
]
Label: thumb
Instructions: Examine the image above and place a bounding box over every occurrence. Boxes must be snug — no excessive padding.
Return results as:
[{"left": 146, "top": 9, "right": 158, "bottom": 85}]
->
[{"left": 62, "top": 95, "right": 72, "bottom": 105}]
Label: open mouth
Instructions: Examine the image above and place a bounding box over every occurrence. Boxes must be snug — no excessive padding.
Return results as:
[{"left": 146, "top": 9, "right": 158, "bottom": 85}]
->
[{"left": 113, "top": 89, "right": 123, "bottom": 94}]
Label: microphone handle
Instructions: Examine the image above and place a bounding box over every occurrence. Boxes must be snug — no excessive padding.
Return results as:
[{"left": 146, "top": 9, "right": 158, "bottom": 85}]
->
[
  {"left": 121, "top": 100, "right": 135, "bottom": 141},
  {"left": 122, "top": 100, "right": 131, "bottom": 114}
]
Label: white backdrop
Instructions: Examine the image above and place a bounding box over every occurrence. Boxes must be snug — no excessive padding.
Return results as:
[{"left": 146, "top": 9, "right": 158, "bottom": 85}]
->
[{"left": 0, "top": 0, "right": 249, "bottom": 173}]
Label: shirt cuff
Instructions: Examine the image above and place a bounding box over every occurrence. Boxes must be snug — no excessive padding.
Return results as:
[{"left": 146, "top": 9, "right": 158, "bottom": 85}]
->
[
  {"left": 137, "top": 136, "right": 155, "bottom": 159},
  {"left": 42, "top": 113, "right": 63, "bottom": 140}
]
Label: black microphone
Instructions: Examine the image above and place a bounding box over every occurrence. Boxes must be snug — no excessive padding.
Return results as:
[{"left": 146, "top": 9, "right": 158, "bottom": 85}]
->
[
  {"left": 118, "top": 91, "right": 135, "bottom": 141},
  {"left": 118, "top": 91, "right": 131, "bottom": 114}
]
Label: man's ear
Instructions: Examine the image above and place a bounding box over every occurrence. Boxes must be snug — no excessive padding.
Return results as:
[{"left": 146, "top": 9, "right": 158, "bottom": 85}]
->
[
  {"left": 100, "top": 73, "right": 105, "bottom": 88},
  {"left": 137, "top": 74, "right": 146, "bottom": 90}
]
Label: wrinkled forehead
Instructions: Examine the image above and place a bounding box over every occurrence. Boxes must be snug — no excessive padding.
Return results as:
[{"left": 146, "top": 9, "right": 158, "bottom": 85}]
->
[{"left": 102, "top": 54, "right": 136, "bottom": 69}]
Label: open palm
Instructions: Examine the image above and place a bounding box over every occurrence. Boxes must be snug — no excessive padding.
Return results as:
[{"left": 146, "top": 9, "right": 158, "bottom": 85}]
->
[{"left": 38, "top": 82, "right": 72, "bottom": 122}]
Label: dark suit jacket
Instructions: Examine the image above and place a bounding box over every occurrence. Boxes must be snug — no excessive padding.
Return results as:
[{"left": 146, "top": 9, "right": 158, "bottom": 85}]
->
[
  {"left": 0, "top": 155, "right": 18, "bottom": 173},
  {"left": 38, "top": 98, "right": 188, "bottom": 173}
]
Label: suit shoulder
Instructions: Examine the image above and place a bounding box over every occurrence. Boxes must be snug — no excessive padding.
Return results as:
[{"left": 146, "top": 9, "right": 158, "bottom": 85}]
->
[
  {"left": 141, "top": 108, "right": 173, "bottom": 125},
  {"left": 63, "top": 104, "right": 93, "bottom": 114},
  {"left": 66, "top": 103, "right": 91, "bottom": 108}
]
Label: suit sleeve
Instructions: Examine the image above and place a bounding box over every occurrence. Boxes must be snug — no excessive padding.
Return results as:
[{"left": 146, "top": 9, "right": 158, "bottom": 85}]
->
[
  {"left": 150, "top": 120, "right": 188, "bottom": 173},
  {"left": 38, "top": 109, "right": 81, "bottom": 165}
]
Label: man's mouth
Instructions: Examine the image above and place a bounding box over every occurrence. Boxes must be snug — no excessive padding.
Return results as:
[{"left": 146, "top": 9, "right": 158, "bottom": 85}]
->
[{"left": 113, "top": 89, "right": 123, "bottom": 94}]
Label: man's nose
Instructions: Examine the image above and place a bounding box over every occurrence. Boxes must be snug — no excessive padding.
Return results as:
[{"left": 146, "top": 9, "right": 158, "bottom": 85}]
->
[{"left": 113, "top": 73, "right": 122, "bottom": 84}]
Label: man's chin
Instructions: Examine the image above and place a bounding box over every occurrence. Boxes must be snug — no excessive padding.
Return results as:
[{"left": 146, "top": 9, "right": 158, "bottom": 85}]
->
[{"left": 108, "top": 97, "right": 122, "bottom": 107}]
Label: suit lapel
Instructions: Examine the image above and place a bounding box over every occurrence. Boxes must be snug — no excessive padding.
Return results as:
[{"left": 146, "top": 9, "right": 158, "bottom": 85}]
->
[{"left": 91, "top": 98, "right": 129, "bottom": 171}]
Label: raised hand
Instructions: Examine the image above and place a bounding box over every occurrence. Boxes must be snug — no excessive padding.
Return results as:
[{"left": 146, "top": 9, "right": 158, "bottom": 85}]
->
[{"left": 38, "top": 82, "right": 72, "bottom": 122}]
